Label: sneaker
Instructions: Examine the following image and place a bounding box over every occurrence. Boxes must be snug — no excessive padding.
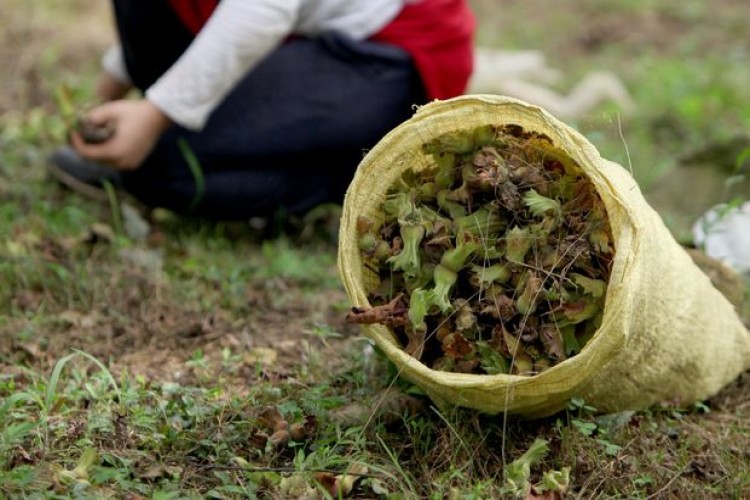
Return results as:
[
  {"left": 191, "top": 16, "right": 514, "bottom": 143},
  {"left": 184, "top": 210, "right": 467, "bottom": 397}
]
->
[{"left": 47, "top": 146, "right": 123, "bottom": 202}]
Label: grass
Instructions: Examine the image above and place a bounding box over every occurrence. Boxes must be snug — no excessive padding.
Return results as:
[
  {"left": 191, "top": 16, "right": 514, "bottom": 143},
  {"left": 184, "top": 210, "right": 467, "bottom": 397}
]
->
[
  {"left": 1, "top": 0, "right": 749, "bottom": 498},
  {"left": 2, "top": 354, "right": 747, "bottom": 497},
  {"left": 473, "top": 0, "right": 750, "bottom": 189}
]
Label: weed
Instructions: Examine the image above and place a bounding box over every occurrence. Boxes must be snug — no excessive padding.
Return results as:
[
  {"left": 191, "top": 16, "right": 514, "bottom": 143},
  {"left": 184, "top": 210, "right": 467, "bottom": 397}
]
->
[{"left": 566, "top": 398, "right": 625, "bottom": 457}]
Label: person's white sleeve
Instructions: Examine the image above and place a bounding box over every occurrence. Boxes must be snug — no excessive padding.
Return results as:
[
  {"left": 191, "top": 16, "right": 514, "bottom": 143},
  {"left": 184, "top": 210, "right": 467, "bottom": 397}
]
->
[
  {"left": 146, "top": 0, "right": 300, "bottom": 130},
  {"left": 101, "top": 44, "right": 132, "bottom": 86}
]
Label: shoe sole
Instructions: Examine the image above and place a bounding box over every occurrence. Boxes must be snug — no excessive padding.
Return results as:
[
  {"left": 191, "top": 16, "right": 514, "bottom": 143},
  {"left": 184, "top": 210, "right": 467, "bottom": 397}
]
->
[{"left": 46, "top": 161, "right": 112, "bottom": 202}]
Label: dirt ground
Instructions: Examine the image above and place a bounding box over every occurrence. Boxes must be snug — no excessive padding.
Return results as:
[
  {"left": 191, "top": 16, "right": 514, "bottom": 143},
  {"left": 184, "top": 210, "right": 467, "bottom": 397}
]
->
[
  {"left": 2, "top": 0, "right": 748, "bottom": 402},
  {"left": 0, "top": 0, "right": 352, "bottom": 387},
  {"left": 1, "top": 233, "right": 358, "bottom": 389},
  {"left": 1, "top": 3, "right": 748, "bottom": 496},
  {"left": 0, "top": 1, "right": 113, "bottom": 114}
]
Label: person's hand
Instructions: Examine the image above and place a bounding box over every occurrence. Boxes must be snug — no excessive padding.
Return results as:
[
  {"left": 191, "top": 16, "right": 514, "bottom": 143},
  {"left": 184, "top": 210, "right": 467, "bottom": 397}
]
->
[
  {"left": 71, "top": 99, "right": 172, "bottom": 170},
  {"left": 96, "top": 72, "right": 133, "bottom": 102}
]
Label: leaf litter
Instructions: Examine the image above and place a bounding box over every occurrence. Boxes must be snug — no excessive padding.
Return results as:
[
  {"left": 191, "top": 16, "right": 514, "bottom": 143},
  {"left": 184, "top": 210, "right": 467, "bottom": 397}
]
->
[{"left": 347, "top": 124, "right": 615, "bottom": 375}]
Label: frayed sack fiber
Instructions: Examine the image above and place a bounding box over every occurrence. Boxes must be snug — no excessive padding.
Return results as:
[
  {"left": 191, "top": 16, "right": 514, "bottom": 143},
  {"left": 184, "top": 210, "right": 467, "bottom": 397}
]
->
[{"left": 337, "top": 95, "right": 750, "bottom": 418}]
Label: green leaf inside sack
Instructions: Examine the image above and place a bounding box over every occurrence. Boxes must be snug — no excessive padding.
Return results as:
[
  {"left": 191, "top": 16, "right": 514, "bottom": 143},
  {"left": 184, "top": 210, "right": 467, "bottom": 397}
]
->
[{"left": 353, "top": 125, "right": 614, "bottom": 375}]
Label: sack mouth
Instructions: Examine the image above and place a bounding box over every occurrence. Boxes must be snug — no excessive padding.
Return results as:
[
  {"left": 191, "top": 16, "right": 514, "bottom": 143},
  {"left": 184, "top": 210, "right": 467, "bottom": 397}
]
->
[{"left": 337, "top": 94, "right": 640, "bottom": 415}]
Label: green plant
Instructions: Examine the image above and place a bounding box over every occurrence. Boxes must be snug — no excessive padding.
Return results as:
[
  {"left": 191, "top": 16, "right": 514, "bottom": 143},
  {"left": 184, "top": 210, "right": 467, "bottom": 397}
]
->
[{"left": 566, "top": 398, "right": 624, "bottom": 457}]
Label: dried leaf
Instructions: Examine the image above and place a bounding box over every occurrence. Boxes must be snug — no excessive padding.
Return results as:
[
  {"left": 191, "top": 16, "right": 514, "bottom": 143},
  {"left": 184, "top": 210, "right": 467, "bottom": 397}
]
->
[
  {"left": 404, "top": 323, "right": 426, "bottom": 360},
  {"left": 345, "top": 294, "right": 408, "bottom": 328},
  {"left": 329, "top": 388, "right": 425, "bottom": 427},
  {"left": 244, "top": 347, "right": 278, "bottom": 367},
  {"left": 89, "top": 222, "right": 116, "bottom": 243},
  {"left": 313, "top": 466, "right": 368, "bottom": 498},
  {"left": 16, "top": 342, "right": 45, "bottom": 360},
  {"left": 453, "top": 299, "right": 477, "bottom": 332},
  {"left": 257, "top": 406, "right": 285, "bottom": 431},
  {"left": 454, "top": 358, "right": 480, "bottom": 373},
  {"left": 540, "top": 324, "right": 566, "bottom": 361},
  {"left": 441, "top": 332, "right": 473, "bottom": 359},
  {"left": 279, "top": 474, "right": 317, "bottom": 497},
  {"left": 289, "top": 415, "right": 317, "bottom": 441},
  {"left": 557, "top": 298, "right": 600, "bottom": 325},
  {"left": 136, "top": 464, "right": 181, "bottom": 480},
  {"left": 512, "top": 352, "right": 534, "bottom": 375},
  {"left": 517, "top": 273, "right": 543, "bottom": 315},
  {"left": 501, "top": 328, "right": 522, "bottom": 358},
  {"left": 480, "top": 294, "right": 516, "bottom": 320},
  {"left": 356, "top": 216, "right": 375, "bottom": 235},
  {"left": 313, "top": 472, "right": 339, "bottom": 496},
  {"left": 361, "top": 126, "right": 614, "bottom": 375},
  {"left": 505, "top": 226, "right": 533, "bottom": 264},
  {"left": 268, "top": 428, "right": 291, "bottom": 448},
  {"left": 58, "top": 310, "right": 98, "bottom": 328}
]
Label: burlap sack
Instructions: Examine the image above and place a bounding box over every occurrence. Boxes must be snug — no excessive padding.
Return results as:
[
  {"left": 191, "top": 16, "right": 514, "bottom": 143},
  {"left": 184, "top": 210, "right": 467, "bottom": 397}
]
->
[{"left": 337, "top": 95, "right": 750, "bottom": 417}]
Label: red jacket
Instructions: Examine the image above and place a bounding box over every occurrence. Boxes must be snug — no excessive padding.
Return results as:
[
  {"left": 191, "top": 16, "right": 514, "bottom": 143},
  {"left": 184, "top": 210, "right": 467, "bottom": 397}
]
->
[
  {"left": 167, "top": 0, "right": 475, "bottom": 100},
  {"left": 371, "top": 0, "right": 476, "bottom": 100}
]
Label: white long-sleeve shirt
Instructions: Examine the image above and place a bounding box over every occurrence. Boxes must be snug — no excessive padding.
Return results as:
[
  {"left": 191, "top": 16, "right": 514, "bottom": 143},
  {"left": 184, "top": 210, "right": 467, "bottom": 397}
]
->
[{"left": 104, "top": 0, "right": 405, "bottom": 130}]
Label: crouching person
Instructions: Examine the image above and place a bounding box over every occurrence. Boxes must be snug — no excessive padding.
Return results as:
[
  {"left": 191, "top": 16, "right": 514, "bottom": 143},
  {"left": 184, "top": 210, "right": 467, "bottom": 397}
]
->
[{"left": 49, "top": 0, "right": 476, "bottom": 220}]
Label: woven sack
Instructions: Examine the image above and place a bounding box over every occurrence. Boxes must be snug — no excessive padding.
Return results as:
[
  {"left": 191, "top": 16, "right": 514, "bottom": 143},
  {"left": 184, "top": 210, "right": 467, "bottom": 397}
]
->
[{"left": 337, "top": 95, "right": 750, "bottom": 417}]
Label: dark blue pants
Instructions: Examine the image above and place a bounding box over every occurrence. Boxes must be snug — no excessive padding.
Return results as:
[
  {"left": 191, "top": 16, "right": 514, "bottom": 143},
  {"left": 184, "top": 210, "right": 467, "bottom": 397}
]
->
[{"left": 113, "top": 1, "right": 425, "bottom": 219}]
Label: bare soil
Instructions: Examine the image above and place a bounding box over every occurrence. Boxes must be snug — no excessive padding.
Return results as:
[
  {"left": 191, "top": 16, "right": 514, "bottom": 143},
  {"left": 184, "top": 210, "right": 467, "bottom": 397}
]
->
[{"left": 1, "top": 246, "right": 358, "bottom": 389}]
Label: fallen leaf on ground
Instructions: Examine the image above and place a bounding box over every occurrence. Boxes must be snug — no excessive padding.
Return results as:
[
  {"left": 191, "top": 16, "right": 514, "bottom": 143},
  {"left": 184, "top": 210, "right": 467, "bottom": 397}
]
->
[
  {"left": 58, "top": 310, "right": 99, "bottom": 328},
  {"left": 259, "top": 407, "right": 317, "bottom": 449},
  {"left": 244, "top": 347, "right": 278, "bottom": 366},
  {"left": 279, "top": 474, "right": 317, "bottom": 498},
  {"left": 314, "top": 463, "right": 369, "bottom": 498},
  {"left": 88, "top": 222, "right": 117, "bottom": 243},
  {"left": 257, "top": 406, "right": 285, "bottom": 431},
  {"left": 329, "top": 388, "right": 426, "bottom": 427}
]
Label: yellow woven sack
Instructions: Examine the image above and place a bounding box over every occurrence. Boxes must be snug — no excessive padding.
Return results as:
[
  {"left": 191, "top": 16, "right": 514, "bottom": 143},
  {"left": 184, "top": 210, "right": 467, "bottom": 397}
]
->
[{"left": 337, "top": 95, "right": 750, "bottom": 417}]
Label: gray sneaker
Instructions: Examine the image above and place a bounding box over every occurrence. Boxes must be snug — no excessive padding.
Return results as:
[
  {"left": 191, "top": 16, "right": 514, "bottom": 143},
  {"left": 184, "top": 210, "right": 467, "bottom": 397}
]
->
[{"left": 47, "top": 146, "right": 123, "bottom": 202}]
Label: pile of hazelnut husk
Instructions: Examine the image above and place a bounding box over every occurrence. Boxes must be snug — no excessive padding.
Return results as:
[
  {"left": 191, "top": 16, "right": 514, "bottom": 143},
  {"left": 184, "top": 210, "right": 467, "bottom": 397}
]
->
[{"left": 346, "top": 124, "right": 615, "bottom": 376}]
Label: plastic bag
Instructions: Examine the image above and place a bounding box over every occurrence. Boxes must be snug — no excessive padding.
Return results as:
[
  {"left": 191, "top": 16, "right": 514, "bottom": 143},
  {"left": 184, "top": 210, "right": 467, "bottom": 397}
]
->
[{"left": 693, "top": 201, "right": 750, "bottom": 276}]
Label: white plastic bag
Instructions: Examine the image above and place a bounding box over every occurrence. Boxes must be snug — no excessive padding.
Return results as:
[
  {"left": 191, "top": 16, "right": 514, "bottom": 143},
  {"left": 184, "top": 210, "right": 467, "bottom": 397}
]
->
[{"left": 693, "top": 201, "right": 750, "bottom": 276}]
